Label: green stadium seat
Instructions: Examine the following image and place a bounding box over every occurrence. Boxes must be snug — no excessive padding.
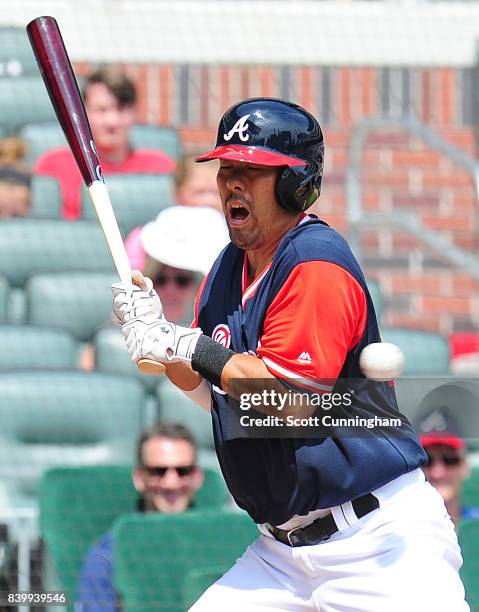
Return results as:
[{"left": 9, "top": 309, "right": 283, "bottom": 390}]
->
[
  {"left": 0, "top": 76, "right": 56, "bottom": 134},
  {"left": 0, "top": 324, "right": 78, "bottom": 369},
  {"left": 20, "top": 121, "right": 180, "bottom": 167},
  {"left": 156, "top": 381, "right": 213, "bottom": 449},
  {"left": 94, "top": 325, "right": 157, "bottom": 392},
  {"left": 0, "top": 27, "right": 39, "bottom": 76},
  {"left": 156, "top": 380, "right": 218, "bottom": 470},
  {"left": 0, "top": 371, "right": 146, "bottom": 510},
  {"left": 81, "top": 174, "right": 175, "bottom": 236},
  {"left": 181, "top": 565, "right": 231, "bottom": 610},
  {"left": 113, "top": 509, "right": 258, "bottom": 612},
  {"left": 40, "top": 466, "right": 229, "bottom": 607},
  {"left": 6, "top": 287, "right": 26, "bottom": 324},
  {"left": 380, "top": 327, "right": 450, "bottom": 375},
  {"left": 130, "top": 124, "right": 181, "bottom": 160},
  {"left": 27, "top": 272, "right": 116, "bottom": 341},
  {"left": 0, "top": 219, "right": 114, "bottom": 288},
  {"left": 366, "top": 278, "right": 384, "bottom": 323},
  {"left": 20, "top": 121, "right": 67, "bottom": 167},
  {"left": 459, "top": 519, "right": 479, "bottom": 611},
  {"left": 0, "top": 277, "right": 25, "bottom": 325},
  {"left": 0, "top": 275, "right": 8, "bottom": 322},
  {"left": 462, "top": 467, "right": 479, "bottom": 509},
  {"left": 30, "top": 175, "right": 62, "bottom": 218}
]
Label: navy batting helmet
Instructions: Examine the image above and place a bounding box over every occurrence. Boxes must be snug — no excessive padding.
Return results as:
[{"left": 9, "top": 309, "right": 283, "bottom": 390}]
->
[{"left": 196, "top": 97, "right": 324, "bottom": 213}]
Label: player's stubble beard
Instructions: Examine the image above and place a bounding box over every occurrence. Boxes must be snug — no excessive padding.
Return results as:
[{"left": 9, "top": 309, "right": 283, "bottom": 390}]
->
[{"left": 224, "top": 193, "right": 262, "bottom": 250}]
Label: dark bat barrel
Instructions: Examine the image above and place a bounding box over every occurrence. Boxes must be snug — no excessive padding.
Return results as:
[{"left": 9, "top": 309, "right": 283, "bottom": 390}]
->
[{"left": 27, "top": 16, "right": 101, "bottom": 187}]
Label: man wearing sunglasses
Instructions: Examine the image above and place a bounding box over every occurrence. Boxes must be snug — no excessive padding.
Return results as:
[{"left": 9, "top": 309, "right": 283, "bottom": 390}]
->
[
  {"left": 130, "top": 205, "right": 229, "bottom": 325},
  {"left": 148, "top": 264, "right": 198, "bottom": 326},
  {"left": 417, "top": 406, "right": 479, "bottom": 527},
  {"left": 76, "top": 423, "right": 203, "bottom": 611}
]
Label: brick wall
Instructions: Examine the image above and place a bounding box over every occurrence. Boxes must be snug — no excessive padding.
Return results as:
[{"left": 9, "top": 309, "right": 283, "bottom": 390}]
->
[
  {"left": 316, "top": 128, "right": 479, "bottom": 334},
  {"left": 79, "top": 62, "right": 478, "bottom": 334}
]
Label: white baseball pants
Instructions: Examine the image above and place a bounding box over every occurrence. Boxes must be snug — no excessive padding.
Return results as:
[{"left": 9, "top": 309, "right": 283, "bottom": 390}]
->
[{"left": 189, "top": 469, "right": 469, "bottom": 611}]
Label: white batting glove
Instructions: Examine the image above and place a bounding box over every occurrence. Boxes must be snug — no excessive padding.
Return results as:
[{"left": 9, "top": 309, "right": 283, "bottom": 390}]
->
[
  {"left": 112, "top": 272, "right": 163, "bottom": 324},
  {"left": 122, "top": 317, "right": 202, "bottom": 365}
]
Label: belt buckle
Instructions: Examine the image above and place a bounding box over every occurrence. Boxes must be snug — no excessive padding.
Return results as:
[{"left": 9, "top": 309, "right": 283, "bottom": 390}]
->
[{"left": 286, "top": 525, "right": 303, "bottom": 547}]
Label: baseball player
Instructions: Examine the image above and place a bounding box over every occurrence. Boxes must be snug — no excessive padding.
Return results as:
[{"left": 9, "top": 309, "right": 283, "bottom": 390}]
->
[{"left": 112, "top": 98, "right": 469, "bottom": 611}]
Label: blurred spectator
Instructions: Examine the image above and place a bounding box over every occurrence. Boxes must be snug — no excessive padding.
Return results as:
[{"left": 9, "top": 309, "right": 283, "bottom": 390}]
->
[
  {"left": 33, "top": 66, "right": 175, "bottom": 220},
  {"left": 0, "top": 136, "right": 31, "bottom": 218},
  {"left": 127, "top": 205, "right": 229, "bottom": 324},
  {"left": 76, "top": 422, "right": 203, "bottom": 612},
  {"left": 175, "top": 153, "right": 222, "bottom": 211},
  {"left": 0, "top": 136, "right": 28, "bottom": 171},
  {"left": 416, "top": 406, "right": 479, "bottom": 526},
  {"left": 124, "top": 152, "right": 222, "bottom": 270},
  {"left": 0, "top": 168, "right": 30, "bottom": 218}
]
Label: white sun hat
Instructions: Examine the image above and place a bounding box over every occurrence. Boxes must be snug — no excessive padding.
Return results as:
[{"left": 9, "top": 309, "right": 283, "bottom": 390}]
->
[{"left": 140, "top": 206, "right": 229, "bottom": 275}]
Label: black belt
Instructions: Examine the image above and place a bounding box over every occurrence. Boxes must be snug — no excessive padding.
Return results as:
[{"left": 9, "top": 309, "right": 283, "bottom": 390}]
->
[{"left": 268, "top": 493, "right": 379, "bottom": 547}]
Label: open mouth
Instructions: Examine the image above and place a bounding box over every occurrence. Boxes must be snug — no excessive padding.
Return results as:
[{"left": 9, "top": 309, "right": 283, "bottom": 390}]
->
[{"left": 229, "top": 202, "right": 250, "bottom": 224}]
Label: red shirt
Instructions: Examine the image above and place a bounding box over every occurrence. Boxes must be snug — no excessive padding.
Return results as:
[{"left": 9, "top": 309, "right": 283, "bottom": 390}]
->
[
  {"left": 256, "top": 260, "right": 367, "bottom": 386},
  {"left": 33, "top": 147, "right": 175, "bottom": 220}
]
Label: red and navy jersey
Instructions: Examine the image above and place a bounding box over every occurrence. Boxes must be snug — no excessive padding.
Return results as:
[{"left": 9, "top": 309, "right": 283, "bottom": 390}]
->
[{"left": 195, "top": 216, "right": 426, "bottom": 525}]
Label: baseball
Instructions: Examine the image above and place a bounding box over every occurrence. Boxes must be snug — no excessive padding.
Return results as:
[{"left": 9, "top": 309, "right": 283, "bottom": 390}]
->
[{"left": 359, "top": 342, "right": 405, "bottom": 381}]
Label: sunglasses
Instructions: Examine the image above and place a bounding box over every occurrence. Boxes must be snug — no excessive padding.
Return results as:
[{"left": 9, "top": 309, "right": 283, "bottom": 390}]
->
[
  {"left": 142, "top": 465, "right": 196, "bottom": 478},
  {"left": 425, "top": 453, "right": 463, "bottom": 468},
  {"left": 154, "top": 273, "right": 195, "bottom": 288}
]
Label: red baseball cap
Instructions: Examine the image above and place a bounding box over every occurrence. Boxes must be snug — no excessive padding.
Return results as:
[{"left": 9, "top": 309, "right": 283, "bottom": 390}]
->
[
  {"left": 196, "top": 144, "right": 307, "bottom": 167},
  {"left": 419, "top": 435, "right": 465, "bottom": 450}
]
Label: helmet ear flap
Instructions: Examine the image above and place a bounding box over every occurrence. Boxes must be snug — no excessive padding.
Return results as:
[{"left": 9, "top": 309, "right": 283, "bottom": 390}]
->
[{"left": 276, "top": 166, "right": 322, "bottom": 213}]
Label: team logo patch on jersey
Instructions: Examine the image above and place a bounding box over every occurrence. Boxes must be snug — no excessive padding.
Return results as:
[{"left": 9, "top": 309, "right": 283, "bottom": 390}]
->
[
  {"left": 297, "top": 351, "right": 312, "bottom": 364},
  {"left": 223, "top": 114, "right": 250, "bottom": 142},
  {"left": 212, "top": 324, "right": 231, "bottom": 348}
]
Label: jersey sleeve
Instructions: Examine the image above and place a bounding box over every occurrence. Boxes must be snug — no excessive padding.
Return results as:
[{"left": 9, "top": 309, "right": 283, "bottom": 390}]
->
[{"left": 256, "top": 260, "right": 367, "bottom": 389}]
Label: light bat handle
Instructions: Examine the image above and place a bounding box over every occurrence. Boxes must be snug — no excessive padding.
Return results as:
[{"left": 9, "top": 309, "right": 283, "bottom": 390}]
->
[
  {"left": 87, "top": 181, "right": 166, "bottom": 375},
  {"left": 87, "top": 181, "right": 131, "bottom": 282}
]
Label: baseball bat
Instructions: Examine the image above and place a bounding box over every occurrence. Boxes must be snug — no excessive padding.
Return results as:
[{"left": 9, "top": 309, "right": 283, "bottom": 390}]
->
[{"left": 27, "top": 16, "right": 165, "bottom": 376}]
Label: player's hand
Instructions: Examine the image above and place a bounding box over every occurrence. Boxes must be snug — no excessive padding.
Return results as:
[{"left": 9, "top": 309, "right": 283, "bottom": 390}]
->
[
  {"left": 122, "top": 317, "right": 202, "bottom": 365},
  {"left": 111, "top": 270, "right": 163, "bottom": 324}
]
